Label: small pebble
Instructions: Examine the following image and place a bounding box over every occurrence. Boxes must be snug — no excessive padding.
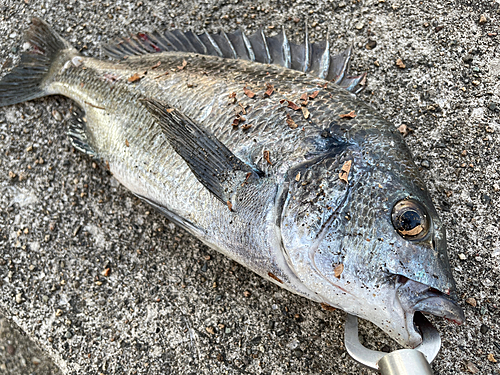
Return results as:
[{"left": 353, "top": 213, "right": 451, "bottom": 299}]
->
[
  {"left": 421, "top": 160, "right": 430, "bottom": 168},
  {"left": 466, "top": 361, "right": 479, "bottom": 374},
  {"left": 396, "top": 58, "right": 406, "bottom": 69},
  {"left": 32, "top": 357, "right": 41, "bottom": 365},
  {"left": 9, "top": 32, "right": 17, "bottom": 39},
  {"left": 15, "top": 293, "right": 23, "bottom": 304},
  {"left": 480, "top": 324, "right": 489, "bottom": 334},
  {"left": 355, "top": 22, "right": 364, "bottom": 30},
  {"left": 6, "top": 344, "right": 15, "bottom": 355},
  {"left": 366, "top": 40, "right": 377, "bottom": 49},
  {"left": 458, "top": 253, "right": 466, "bottom": 260},
  {"left": 478, "top": 14, "right": 487, "bottom": 24},
  {"left": 466, "top": 297, "right": 477, "bottom": 307},
  {"left": 52, "top": 110, "right": 62, "bottom": 121}
]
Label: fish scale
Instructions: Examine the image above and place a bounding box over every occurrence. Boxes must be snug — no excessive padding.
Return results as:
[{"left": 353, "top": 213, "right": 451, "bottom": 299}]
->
[{"left": 0, "top": 18, "right": 464, "bottom": 349}]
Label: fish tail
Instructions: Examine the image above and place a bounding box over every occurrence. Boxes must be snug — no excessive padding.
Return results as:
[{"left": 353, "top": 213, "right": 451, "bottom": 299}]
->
[{"left": 0, "top": 17, "right": 76, "bottom": 107}]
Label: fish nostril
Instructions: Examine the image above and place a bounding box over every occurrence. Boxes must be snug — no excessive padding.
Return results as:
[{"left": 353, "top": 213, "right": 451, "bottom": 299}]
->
[{"left": 397, "top": 275, "right": 409, "bottom": 285}]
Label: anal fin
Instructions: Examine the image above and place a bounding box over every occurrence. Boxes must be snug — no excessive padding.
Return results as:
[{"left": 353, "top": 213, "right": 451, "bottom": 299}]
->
[
  {"left": 67, "top": 106, "right": 97, "bottom": 157},
  {"left": 142, "top": 99, "right": 263, "bottom": 208}
]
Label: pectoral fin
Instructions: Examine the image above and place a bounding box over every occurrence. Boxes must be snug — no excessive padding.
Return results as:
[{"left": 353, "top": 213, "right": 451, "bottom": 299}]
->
[{"left": 142, "top": 99, "right": 262, "bottom": 207}]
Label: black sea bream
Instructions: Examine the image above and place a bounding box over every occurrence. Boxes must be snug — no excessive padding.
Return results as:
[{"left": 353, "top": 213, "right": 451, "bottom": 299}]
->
[{"left": 0, "top": 18, "right": 464, "bottom": 348}]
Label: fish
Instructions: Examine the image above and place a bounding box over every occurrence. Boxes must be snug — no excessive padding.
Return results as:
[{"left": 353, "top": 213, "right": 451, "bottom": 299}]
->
[{"left": 0, "top": 18, "right": 464, "bottom": 348}]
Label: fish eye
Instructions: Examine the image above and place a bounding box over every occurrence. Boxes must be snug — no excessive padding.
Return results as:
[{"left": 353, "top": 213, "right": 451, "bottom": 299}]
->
[{"left": 391, "top": 199, "right": 429, "bottom": 240}]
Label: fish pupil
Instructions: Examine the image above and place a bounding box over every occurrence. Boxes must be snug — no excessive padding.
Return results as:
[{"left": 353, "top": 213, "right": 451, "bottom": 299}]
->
[{"left": 398, "top": 210, "right": 421, "bottom": 231}]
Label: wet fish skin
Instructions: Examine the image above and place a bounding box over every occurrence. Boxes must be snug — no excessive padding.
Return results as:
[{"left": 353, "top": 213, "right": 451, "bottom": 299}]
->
[{"left": 0, "top": 18, "right": 464, "bottom": 348}]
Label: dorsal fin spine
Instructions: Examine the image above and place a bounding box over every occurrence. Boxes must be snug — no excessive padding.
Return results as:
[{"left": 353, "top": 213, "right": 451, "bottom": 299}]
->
[
  {"left": 242, "top": 31, "right": 255, "bottom": 61},
  {"left": 333, "top": 45, "right": 352, "bottom": 84},
  {"left": 260, "top": 30, "right": 271, "bottom": 64},
  {"left": 318, "top": 34, "right": 330, "bottom": 79},
  {"left": 160, "top": 33, "right": 178, "bottom": 51},
  {"left": 192, "top": 32, "right": 208, "bottom": 54},
  {"left": 166, "top": 31, "right": 186, "bottom": 51},
  {"left": 204, "top": 31, "right": 223, "bottom": 57},
  {"left": 175, "top": 31, "right": 198, "bottom": 53},
  {"left": 221, "top": 31, "right": 238, "bottom": 59},
  {"left": 149, "top": 31, "right": 172, "bottom": 51},
  {"left": 304, "top": 22, "right": 310, "bottom": 72},
  {"left": 282, "top": 27, "right": 291, "bottom": 69}
]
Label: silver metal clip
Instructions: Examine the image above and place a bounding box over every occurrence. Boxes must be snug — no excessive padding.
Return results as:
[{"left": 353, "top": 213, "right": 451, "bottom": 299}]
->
[{"left": 344, "top": 312, "right": 441, "bottom": 375}]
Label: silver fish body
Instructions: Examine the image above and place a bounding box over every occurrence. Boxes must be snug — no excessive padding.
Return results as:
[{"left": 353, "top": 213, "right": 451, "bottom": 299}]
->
[{"left": 0, "top": 18, "right": 464, "bottom": 348}]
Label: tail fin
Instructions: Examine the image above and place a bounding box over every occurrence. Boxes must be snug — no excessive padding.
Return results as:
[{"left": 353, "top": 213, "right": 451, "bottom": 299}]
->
[{"left": 0, "top": 17, "right": 75, "bottom": 107}]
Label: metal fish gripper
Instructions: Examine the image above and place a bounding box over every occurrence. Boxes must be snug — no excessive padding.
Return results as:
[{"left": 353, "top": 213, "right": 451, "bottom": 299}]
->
[{"left": 344, "top": 312, "right": 441, "bottom": 375}]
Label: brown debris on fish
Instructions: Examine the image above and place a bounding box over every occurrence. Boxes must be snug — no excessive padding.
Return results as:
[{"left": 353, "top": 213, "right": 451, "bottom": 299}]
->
[{"left": 339, "top": 160, "right": 352, "bottom": 183}]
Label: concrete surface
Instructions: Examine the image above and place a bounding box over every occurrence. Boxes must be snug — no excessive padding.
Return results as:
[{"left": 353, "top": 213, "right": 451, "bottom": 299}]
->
[{"left": 0, "top": 0, "right": 499, "bottom": 374}]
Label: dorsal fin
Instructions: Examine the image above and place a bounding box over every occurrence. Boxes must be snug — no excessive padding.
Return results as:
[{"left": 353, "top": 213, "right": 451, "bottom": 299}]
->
[{"left": 102, "top": 27, "right": 366, "bottom": 94}]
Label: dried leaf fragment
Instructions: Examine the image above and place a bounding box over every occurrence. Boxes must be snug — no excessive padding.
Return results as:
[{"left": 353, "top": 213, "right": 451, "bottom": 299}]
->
[
  {"left": 300, "top": 93, "right": 308, "bottom": 101},
  {"left": 488, "top": 353, "right": 497, "bottom": 363},
  {"left": 206, "top": 326, "right": 215, "bottom": 335},
  {"left": 263, "top": 150, "right": 272, "bottom": 165},
  {"left": 264, "top": 83, "right": 274, "bottom": 97},
  {"left": 128, "top": 72, "right": 144, "bottom": 83},
  {"left": 177, "top": 60, "right": 187, "bottom": 70},
  {"left": 321, "top": 303, "right": 336, "bottom": 311},
  {"left": 287, "top": 100, "right": 300, "bottom": 110},
  {"left": 102, "top": 268, "right": 111, "bottom": 277},
  {"left": 268, "top": 272, "right": 283, "bottom": 284},
  {"left": 286, "top": 114, "right": 298, "bottom": 129},
  {"left": 396, "top": 58, "right": 406, "bottom": 69},
  {"left": 295, "top": 172, "right": 301, "bottom": 181},
  {"left": 301, "top": 107, "right": 310, "bottom": 119},
  {"left": 151, "top": 61, "right": 161, "bottom": 69},
  {"left": 227, "top": 201, "right": 233, "bottom": 211},
  {"left": 153, "top": 72, "right": 169, "bottom": 79},
  {"left": 339, "top": 111, "right": 356, "bottom": 119},
  {"left": 238, "top": 102, "right": 247, "bottom": 115},
  {"left": 339, "top": 160, "right": 352, "bottom": 183},
  {"left": 166, "top": 108, "right": 175, "bottom": 113},
  {"left": 334, "top": 263, "right": 344, "bottom": 278},
  {"left": 125, "top": 139, "right": 130, "bottom": 147},
  {"left": 241, "top": 123, "right": 252, "bottom": 130},
  {"left": 309, "top": 90, "right": 319, "bottom": 99},
  {"left": 228, "top": 92, "right": 236, "bottom": 98},
  {"left": 243, "top": 86, "right": 256, "bottom": 98}
]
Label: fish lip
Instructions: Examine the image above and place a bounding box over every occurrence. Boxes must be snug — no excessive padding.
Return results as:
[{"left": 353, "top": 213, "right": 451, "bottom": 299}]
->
[{"left": 395, "top": 276, "right": 465, "bottom": 348}]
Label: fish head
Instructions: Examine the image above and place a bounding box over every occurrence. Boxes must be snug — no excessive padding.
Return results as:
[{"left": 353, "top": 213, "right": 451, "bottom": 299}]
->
[{"left": 280, "top": 128, "right": 464, "bottom": 348}]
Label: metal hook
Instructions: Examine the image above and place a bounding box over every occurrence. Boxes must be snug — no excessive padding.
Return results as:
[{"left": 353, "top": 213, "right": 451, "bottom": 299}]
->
[{"left": 344, "top": 312, "right": 441, "bottom": 374}]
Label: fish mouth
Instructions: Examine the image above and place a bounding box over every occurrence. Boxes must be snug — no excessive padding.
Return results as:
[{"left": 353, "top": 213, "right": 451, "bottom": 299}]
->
[{"left": 395, "top": 275, "right": 465, "bottom": 348}]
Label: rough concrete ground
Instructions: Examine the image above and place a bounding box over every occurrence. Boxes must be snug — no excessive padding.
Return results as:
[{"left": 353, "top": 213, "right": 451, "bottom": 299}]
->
[
  {"left": 0, "top": 0, "right": 499, "bottom": 374},
  {"left": 0, "top": 316, "right": 61, "bottom": 375}
]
